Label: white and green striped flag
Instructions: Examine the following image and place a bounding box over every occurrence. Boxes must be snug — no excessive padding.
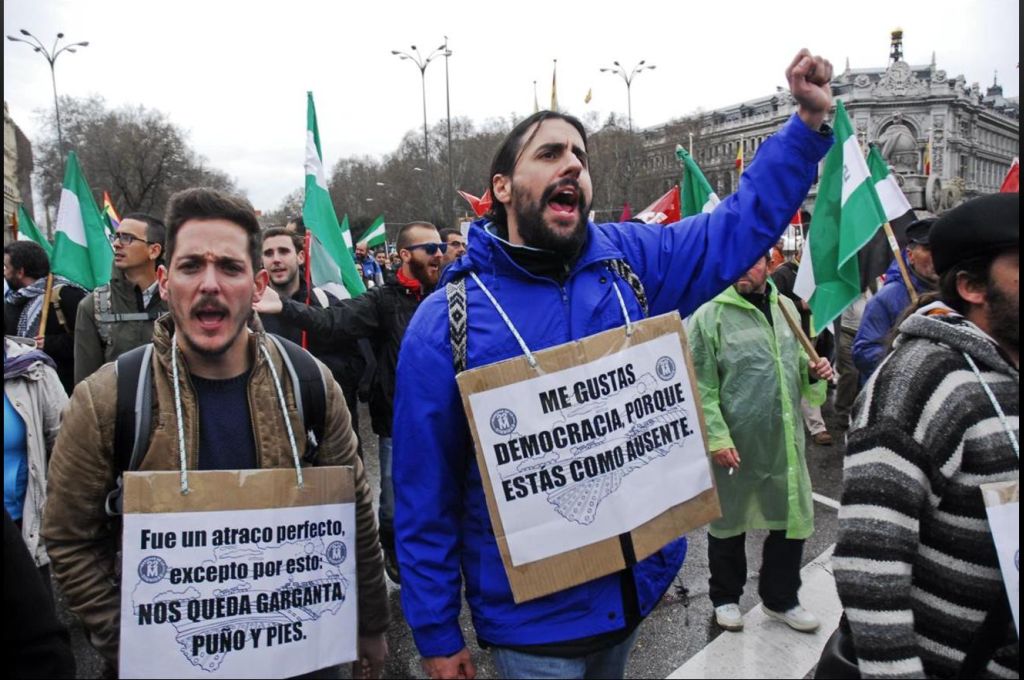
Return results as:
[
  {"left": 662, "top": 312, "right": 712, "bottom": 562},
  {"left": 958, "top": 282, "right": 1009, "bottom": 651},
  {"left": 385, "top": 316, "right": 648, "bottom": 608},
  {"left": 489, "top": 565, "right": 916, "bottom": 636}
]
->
[
  {"left": 52, "top": 151, "right": 113, "bottom": 290},
  {"left": 304, "top": 92, "right": 365, "bottom": 298},
  {"left": 360, "top": 215, "right": 387, "bottom": 249},
  {"left": 675, "top": 145, "right": 720, "bottom": 217},
  {"left": 794, "top": 100, "right": 887, "bottom": 335},
  {"left": 16, "top": 204, "right": 53, "bottom": 258},
  {"left": 866, "top": 144, "right": 913, "bottom": 222}
]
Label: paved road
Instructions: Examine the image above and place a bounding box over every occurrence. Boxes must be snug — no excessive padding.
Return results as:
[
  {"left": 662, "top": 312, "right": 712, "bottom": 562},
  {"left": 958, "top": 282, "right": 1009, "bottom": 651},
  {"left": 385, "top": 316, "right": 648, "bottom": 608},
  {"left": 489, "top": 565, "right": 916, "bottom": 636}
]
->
[{"left": 61, "top": 393, "right": 851, "bottom": 679}]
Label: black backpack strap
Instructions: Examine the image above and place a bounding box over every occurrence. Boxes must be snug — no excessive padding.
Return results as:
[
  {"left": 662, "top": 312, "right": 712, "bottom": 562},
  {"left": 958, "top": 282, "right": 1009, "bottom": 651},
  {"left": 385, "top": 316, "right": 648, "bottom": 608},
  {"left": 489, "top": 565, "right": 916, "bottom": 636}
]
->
[
  {"left": 606, "top": 259, "right": 649, "bottom": 317},
  {"left": 265, "top": 334, "right": 327, "bottom": 463},
  {"left": 106, "top": 343, "right": 154, "bottom": 516},
  {"left": 446, "top": 277, "right": 468, "bottom": 374}
]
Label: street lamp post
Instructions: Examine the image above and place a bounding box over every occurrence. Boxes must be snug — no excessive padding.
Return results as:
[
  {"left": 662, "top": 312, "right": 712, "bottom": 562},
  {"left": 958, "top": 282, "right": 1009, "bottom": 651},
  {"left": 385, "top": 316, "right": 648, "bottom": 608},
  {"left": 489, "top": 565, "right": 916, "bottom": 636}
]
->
[
  {"left": 391, "top": 43, "right": 447, "bottom": 168},
  {"left": 7, "top": 29, "right": 89, "bottom": 163},
  {"left": 443, "top": 36, "right": 455, "bottom": 228},
  {"left": 599, "top": 60, "right": 656, "bottom": 133}
]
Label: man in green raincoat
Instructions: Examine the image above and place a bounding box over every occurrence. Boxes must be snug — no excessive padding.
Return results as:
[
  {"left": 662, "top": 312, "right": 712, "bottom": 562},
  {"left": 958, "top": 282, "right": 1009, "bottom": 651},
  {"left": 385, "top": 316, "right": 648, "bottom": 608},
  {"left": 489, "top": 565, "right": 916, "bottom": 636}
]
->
[{"left": 688, "top": 253, "right": 833, "bottom": 634}]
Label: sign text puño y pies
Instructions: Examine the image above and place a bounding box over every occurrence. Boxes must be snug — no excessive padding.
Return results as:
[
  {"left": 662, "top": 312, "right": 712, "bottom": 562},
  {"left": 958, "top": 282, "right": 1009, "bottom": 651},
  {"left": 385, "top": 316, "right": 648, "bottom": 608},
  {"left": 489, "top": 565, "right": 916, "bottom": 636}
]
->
[{"left": 119, "top": 467, "right": 357, "bottom": 679}]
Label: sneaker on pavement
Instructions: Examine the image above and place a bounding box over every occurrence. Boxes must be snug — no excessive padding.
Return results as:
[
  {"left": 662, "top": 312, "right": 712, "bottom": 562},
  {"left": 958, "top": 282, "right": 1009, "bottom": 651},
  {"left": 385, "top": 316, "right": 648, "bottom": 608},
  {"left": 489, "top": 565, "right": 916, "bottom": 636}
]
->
[
  {"left": 812, "top": 431, "right": 834, "bottom": 446},
  {"left": 714, "top": 603, "right": 744, "bottom": 631},
  {"left": 762, "top": 604, "right": 820, "bottom": 632}
]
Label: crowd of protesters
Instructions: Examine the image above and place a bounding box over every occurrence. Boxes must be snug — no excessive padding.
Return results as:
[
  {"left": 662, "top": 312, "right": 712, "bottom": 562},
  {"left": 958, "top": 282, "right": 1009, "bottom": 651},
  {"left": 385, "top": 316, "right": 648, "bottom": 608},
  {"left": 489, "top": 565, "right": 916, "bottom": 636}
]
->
[{"left": 4, "top": 46, "right": 1017, "bottom": 680}]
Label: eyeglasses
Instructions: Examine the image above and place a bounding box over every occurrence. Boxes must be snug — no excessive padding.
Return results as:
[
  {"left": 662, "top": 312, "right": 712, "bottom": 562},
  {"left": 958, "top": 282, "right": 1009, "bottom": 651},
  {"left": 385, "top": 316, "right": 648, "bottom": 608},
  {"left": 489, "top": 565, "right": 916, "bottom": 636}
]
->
[
  {"left": 110, "top": 232, "right": 152, "bottom": 246},
  {"left": 405, "top": 242, "right": 448, "bottom": 256}
]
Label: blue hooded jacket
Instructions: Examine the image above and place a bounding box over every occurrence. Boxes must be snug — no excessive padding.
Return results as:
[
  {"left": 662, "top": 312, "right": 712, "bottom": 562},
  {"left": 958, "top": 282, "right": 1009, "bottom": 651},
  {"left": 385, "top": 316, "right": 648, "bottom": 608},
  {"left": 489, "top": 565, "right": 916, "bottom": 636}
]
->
[
  {"left": 852, "top": 256, "right": 934, "bottom": 384},
  {"left": 392, "top": 114, "right": 833, "bottom": 657}
]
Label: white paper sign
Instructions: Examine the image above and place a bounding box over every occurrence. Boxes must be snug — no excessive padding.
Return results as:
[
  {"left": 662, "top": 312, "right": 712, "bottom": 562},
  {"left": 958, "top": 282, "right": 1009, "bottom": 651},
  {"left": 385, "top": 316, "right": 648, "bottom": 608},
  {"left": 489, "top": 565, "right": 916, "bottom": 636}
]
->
[
  {"left": 468, "top": 331, "right": 712, "bottom": 566},
  {"left": 119, "top": 503, "right": 357, "bottom": 678},
  {"left": 984, "top": 497, "right": 1019, "bottom": 633}
]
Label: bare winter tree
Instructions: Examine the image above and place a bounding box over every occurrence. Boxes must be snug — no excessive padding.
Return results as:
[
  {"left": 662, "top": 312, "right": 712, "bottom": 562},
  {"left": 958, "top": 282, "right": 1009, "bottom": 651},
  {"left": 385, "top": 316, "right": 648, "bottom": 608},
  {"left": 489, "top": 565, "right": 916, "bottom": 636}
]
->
[{"left": 35, "top": 96, "right": 238, "bottom": 219}]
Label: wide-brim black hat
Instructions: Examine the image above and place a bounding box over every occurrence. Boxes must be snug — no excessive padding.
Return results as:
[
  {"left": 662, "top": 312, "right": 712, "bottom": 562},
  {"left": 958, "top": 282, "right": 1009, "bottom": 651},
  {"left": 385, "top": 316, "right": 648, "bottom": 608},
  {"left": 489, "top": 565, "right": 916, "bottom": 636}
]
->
[{"left": 930, "top": 193, "right": 1019, "bottom": 275}]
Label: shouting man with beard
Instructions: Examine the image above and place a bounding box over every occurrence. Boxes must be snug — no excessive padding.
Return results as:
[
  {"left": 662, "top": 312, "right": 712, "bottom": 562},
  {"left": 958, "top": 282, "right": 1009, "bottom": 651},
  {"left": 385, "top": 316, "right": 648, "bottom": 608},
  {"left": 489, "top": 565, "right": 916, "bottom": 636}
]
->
[
  {"left": 834, "top": 192, "right": 1019, "bottom": 678},
  {"left": 392, "top": 49, "right": 837, "bottom": 680},
  {"left": 256, "top": 220, "right": 446, "bottom": 586}
]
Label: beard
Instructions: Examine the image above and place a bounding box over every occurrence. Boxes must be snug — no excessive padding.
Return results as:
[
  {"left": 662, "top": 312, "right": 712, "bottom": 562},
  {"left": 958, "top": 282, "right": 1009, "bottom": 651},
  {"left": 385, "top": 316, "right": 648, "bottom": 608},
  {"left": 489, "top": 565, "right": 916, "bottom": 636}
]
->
[
  {"left": 513, "top": 180, "right": 589, "bottom": 258},
  {"left": 179, "top": 297, "right": 253, "bottom": 359},
  {"left": 986, "top": 281, "right": 1019, "bottom": 352},
  {"left": 407, "top": 256, "right": 438, "bottom": 289}
]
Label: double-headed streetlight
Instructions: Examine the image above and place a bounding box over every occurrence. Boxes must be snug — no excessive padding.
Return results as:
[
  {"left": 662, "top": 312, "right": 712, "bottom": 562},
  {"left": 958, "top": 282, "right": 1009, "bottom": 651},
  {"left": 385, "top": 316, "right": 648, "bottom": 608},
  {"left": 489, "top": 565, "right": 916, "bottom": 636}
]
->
[
  {"left": 599, "top": 60, "right": 656, "bottom": 133},
  {"left": 392, "top": 42, "right": 455, "bottom": 226},
  {"left": 7, "top": 29, "right": 89, "bottom": 162}
]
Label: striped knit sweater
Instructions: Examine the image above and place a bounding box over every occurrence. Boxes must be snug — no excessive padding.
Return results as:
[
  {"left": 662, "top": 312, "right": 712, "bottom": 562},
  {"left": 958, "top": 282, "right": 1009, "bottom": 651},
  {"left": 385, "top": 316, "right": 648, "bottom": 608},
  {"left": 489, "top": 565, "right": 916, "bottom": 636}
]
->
[{"left": 834, "top": 308, "right": 1019, "bottom": 679}]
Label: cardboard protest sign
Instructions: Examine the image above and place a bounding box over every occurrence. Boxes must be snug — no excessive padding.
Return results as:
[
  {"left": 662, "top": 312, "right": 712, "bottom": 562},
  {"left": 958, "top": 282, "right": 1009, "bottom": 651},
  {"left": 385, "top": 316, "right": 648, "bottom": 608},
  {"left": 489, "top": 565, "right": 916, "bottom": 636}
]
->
[
  {"left": 458, "top": 311, "right": 719, "bottom": 602},
  {"left": 981, "top": 480, "right": 1019, "bottom": 633},
  {"left": 119, "top": 467, "right": 357, "bottom": 678}
]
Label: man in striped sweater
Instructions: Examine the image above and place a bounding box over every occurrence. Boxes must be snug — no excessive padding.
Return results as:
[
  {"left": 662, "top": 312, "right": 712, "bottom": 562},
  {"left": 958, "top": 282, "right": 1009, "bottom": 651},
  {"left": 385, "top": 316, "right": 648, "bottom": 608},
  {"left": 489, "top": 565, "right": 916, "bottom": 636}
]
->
[{"left": 834, "top": 192, "right": 1019, "bottom": 678}]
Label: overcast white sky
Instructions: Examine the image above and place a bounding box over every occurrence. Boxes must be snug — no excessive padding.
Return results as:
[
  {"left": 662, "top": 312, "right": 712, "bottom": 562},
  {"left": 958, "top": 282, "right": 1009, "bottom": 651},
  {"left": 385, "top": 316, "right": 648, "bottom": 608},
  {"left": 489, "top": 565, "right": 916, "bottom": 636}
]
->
[{"left": 4, "top": 0, "right": 1019, "bottom": 212}]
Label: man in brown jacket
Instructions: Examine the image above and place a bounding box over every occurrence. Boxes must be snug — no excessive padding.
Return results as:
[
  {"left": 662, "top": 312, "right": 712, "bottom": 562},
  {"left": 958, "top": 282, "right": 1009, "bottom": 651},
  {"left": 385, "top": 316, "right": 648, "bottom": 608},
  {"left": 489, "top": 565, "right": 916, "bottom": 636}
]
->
[{"left": 42, "top": 188, "right": 389, "bottom": 677}]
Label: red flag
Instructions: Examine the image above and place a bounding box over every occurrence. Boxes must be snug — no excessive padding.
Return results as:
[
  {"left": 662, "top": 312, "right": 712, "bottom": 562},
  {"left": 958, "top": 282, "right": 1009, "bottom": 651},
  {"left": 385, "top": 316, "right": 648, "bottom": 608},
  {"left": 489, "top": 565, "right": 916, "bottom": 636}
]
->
[
  {"left": 999, "top": 157, "right": 1019, "bottom": 193},
  {"left": 634, "top": 186, "right": 681, "bottom": 225},
  {"left": 619, "top": 201, "right": 632, "bottom": 221},
  {"left": 457, "top": 189, "right": 493, "bottom": 217}
]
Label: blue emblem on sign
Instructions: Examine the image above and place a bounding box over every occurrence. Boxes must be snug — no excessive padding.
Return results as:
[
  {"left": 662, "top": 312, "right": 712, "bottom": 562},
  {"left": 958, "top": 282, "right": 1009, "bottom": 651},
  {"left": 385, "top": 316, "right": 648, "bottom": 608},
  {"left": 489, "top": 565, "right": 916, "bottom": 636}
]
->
[
  {"left": 490, "top": 408, "right": 517, "bottom": 436},
  {"left": 326, "top": 540, "right": 347, "bottom": 566},
  {"left": 138, "top": 555, "right": 168, "bottom": 583},
  {"left": 656, "top": 356, "right": 676, "bottom": 381}
]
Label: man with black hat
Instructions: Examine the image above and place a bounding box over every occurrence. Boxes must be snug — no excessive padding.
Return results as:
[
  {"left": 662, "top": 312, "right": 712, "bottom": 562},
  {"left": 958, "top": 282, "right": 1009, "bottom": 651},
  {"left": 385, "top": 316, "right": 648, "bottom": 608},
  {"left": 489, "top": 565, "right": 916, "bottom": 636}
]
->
[
  {"left": 834, "top": 192, "right": 1018, "bottom": 678},
  {"left": 851, "top": 216, "right": 937, "bottom": 383}
]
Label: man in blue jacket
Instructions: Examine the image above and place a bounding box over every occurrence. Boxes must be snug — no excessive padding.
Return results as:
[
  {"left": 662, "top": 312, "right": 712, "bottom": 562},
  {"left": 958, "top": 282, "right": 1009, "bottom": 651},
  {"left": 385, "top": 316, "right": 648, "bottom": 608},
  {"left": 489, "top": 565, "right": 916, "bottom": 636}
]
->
[
  {"left": 393, "top": 49, "right": 835, "bottom": 680},
  {"left": 852, "top": 218, "right": 937, "bottom": 384}
]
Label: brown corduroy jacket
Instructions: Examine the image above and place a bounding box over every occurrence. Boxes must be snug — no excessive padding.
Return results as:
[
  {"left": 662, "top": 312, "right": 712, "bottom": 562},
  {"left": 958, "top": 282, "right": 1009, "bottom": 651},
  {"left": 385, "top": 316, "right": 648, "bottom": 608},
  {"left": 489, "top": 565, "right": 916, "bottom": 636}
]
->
[{"left": 42, "top": 314, "right": 389, "bottom": 666}]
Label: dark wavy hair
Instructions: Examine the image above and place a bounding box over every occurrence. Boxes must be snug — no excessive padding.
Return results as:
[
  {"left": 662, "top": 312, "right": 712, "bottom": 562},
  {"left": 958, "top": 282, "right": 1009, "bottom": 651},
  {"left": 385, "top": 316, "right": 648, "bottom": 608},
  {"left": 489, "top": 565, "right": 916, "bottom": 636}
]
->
[{"left": 484, "top": 110, "right": 587, "bottom": 234}]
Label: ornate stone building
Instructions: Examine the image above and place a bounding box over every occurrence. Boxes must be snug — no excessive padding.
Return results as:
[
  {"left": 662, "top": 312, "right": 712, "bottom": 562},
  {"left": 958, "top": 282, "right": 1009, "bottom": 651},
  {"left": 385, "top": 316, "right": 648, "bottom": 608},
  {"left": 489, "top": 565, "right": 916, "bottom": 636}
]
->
[
  {"left": 4, "top": 101, "right": 36, "bottom": 244},
  {"left": 636, "top": 31, "right": 1019, "bottom": 215}
]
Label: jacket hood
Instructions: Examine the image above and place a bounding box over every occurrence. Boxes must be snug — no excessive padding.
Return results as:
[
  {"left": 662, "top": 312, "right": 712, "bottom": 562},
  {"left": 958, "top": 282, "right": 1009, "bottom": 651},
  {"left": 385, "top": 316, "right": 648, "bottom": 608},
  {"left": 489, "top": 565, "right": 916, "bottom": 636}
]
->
[
  {"left": 711, "top": 279, "right": 780, "bottom": 309},
  {"left": 440, "top": 218, "right": 627, "bottom": 286},
  {"left": 895, "top": 305, "right": 1017, "bottom": 376}
]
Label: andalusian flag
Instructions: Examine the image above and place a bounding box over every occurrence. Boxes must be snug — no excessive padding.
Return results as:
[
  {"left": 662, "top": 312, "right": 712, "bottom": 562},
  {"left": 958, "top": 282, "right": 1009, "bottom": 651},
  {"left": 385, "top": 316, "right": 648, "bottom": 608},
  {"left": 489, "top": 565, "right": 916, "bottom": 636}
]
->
[
  {"left": 15, "top": 205, "right": 53, "bottom": 257},
  {"left": 101, "top": 191, "right": 120, "bottom": 235},
  {"left": 867, "top": 145, "right": 913, "bottom": 222},
  {"left": 307, "top": 233, "right": 350, "bottom": 300},
  {"left": 52, "top": 151, "right": 113, "bottom": 290},
  {"left": 794, "top": 100, "right": 887, "bottom": 335},
  {"left": 304, "top": 92, "right": 365, "bottom": 298},
  {"left": 360, "top": 215, "right": 387, "bottom": 249},
  {"left": 675, "top": 145, "right": 720, "bottom": 217}
]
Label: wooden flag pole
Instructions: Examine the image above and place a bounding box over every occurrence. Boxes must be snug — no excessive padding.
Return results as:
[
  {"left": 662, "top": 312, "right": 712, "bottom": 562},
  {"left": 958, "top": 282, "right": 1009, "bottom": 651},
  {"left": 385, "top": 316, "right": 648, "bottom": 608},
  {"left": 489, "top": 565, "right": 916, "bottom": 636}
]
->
[
  {"left": 776, "top": 297, "right": 821, "bottom": 364},
  {"left": 36, "top": 273, "right": 55, "bottom": 342},
  {"left": 882, "top": 221, "right": 919, "bottom": 306}
]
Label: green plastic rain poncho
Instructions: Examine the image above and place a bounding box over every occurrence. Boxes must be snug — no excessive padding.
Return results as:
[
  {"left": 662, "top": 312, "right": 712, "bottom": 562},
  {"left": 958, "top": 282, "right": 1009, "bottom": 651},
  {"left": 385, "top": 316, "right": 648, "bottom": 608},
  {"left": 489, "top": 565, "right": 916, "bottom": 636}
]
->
[{"left": 687, "top": 281, "right": 825, "bottom": 540}]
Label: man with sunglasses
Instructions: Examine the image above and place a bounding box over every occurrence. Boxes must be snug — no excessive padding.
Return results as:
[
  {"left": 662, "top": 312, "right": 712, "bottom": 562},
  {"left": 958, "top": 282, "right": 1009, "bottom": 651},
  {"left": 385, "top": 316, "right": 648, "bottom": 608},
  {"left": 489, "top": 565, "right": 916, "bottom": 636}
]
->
[
  {"left": 73, "top": 214, "right": 168, "bottom": 384},
  {"left": 255, "top": 220, "right": 445, "bottom": 584}
]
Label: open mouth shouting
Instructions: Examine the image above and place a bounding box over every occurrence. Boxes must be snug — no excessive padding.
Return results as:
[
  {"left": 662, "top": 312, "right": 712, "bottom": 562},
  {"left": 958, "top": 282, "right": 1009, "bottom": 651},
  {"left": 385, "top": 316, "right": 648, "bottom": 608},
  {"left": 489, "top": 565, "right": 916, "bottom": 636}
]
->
[
  {"left": 546, "top": 183, "right": 581, "bottom": 223},
  {"left": 192, "top": 302, "right": 230, "bottom": 332}
]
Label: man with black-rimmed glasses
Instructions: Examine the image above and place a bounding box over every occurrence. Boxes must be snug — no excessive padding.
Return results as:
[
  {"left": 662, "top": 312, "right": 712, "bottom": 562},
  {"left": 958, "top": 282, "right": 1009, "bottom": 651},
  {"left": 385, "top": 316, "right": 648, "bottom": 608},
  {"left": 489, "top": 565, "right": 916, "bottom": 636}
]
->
[
  {"left": 256, "top": 220, "right": 445, "bottom": 585},
  {"left": 73, "top": 213, "right": 168, "bottom": 384}
]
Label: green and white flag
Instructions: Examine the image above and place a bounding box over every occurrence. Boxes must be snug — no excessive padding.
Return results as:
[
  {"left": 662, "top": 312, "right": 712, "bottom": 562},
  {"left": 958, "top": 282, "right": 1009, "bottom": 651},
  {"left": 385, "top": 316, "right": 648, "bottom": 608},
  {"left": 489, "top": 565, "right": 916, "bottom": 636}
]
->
[
  {"left": 794, "top": 100, "right": 886, "bottom": 335},
  {"left": 308, "top": 232, "right": 351, "bottom": 300},
  {"left": 675, "top": 145, "right": 720, "bottom": 217},
  {"left": 304, "top": 92, "right": 365, "bottom": 298},
  {"left": 52, "top": 151, "right": 113, "bottom": 290},
  {"left": 866, "top": 144, "right": 913, "bottom": 222},
  {"left": 16, "top": 204, "right": 53, "bottom": 258},
  {"left": 360, "top": 215, "right": 387, "bottom": 249}
]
